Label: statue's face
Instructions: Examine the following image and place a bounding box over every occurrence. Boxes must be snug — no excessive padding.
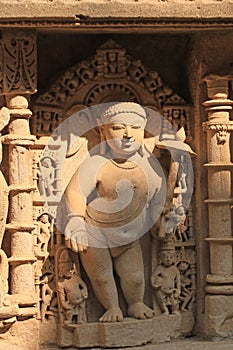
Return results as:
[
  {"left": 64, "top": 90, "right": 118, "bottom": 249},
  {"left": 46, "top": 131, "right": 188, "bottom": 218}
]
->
[
  {"left": 160, "top": 251, "right": 175, "bottom": 267},
  {"left": 40, "top": 214, "right": 49, "bottom": 223},
  {"left": 102, "top": 114, "right": 146, "bottom": 157}
]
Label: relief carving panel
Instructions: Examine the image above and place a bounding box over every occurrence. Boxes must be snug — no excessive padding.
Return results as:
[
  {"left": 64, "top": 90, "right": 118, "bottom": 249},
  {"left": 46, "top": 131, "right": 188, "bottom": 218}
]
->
[{"left": 30, "top": 40, "right": 196, "bottom": 347}]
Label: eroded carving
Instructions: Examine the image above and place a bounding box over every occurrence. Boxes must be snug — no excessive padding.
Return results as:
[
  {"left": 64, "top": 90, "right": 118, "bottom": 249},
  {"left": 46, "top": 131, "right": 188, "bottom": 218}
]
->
[
  {"left": 36, "top": 213, "right": 52, "bottom": 254},
  {"left": 39, "top": 157, "right": 56, "bottom": 198},
  {"left": 32, "top": 40, "right": 191, "bottom": 139},
  {"left": 0, "top": 30, "right": 37, "bottom": 94},
  {"left": 56, "top": 248, "right": 87, "bottom": 325},
  {"left": 151, "top": 239, "right": 180, "bottom": 316}
]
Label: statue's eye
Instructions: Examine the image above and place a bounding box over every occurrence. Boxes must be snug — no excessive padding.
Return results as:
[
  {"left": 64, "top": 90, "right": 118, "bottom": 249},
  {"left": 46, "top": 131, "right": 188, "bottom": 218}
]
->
[
  {"left": 112, "top": 125, "right": 125, "bottom": 130},
  {"left": 131, "top": 125, "right": 142, "bottom": 129}
]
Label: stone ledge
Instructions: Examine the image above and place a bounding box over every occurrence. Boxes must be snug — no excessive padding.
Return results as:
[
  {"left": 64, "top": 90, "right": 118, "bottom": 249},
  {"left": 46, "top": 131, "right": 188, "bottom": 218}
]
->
[{"left": 0, "top": 1, "right": 233, "bottom": 23}]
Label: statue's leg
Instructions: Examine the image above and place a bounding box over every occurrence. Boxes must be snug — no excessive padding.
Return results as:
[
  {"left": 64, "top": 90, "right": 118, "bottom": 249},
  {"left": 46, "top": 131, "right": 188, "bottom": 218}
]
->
[
  {"left": 112, "top": 240, "right": 154, "bottom": 319},
  {"left": 80, "top": 247, "right": 123, "bottom": 322},
  {"left": 155, "top": 290, "right": 169, "bottom": 315}
]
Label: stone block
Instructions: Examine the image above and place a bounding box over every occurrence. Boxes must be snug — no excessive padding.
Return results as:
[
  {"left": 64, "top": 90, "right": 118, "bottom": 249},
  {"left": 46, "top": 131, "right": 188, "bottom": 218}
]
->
[
  {"left": 98, "top": 318, "right": 153, "bottom": 348},
  {"left": 73, "top": 323, "right": 99, "bottom": 348},
  {"left": 153, "top": 314, "right": 181, "bottom": 343},
  {"left": 205, "top": 295, "right": 233, "bottom": 339}
]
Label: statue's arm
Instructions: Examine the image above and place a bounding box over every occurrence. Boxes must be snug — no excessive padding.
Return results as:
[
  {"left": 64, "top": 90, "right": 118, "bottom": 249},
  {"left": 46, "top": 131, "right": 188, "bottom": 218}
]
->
[{"left": 64, "top": 157, "right": 98, "bottom": 252}]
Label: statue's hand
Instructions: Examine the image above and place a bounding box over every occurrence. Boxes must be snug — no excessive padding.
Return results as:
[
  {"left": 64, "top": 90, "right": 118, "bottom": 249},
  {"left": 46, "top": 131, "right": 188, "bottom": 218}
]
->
[{"left": 64, "top": 216, "right": 88, "bottom": 253}]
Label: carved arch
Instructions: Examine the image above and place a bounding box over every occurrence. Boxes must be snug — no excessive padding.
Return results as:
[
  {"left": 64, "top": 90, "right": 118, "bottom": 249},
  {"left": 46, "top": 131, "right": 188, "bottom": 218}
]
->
[{"left": 32, "top": 39, "right": 192, "bottom": 142}]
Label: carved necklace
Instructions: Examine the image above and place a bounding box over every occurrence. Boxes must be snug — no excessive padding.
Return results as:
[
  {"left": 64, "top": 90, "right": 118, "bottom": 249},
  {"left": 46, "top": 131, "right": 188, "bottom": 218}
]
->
[{"left": 109, "top": 159, "right": 139, "bottom": 170}]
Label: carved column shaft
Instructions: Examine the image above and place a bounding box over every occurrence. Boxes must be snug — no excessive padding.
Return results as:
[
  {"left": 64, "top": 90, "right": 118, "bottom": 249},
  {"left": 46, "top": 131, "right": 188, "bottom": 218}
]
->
[
  {"left": 203, "top": 80, "right": 233, "bottom": 292},
  {"left": 0, "top": 30, "right": 38, "bottom": 309},
  {"left": 5, "top": 96, "right": 36, "bottom": 305}
]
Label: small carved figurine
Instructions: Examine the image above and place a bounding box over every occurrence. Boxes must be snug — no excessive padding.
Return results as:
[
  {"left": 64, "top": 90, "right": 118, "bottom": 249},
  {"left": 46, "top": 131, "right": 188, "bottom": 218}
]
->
[
  {"left": 37, "top": 213, "right": 51, "bottom": 253},
  {"left": 151, "top": 240, "right": 181, "bottom": 315},
  {"left": 39, "top": 156, "right": 55, "bottom": 197},
  {"left": 57, "top": 250, "right": 87, "bottom": 324},
  {"left": 40, "top": 274, "right": 55, "bottom": 322}
]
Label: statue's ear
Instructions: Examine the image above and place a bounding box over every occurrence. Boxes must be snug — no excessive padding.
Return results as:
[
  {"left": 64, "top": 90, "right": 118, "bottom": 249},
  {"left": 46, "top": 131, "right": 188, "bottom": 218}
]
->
[
  {"left": 97, "top": 118, "right": 104, "bottom": 132},
  {"left": 66, "top": 137, "right": 85, "bottom": 158}
]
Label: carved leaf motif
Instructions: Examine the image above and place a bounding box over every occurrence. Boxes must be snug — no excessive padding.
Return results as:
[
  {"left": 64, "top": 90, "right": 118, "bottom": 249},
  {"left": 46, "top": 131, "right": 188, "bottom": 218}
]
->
[{"left": 2, "top": 31, "right": 37, "bottom": 94}]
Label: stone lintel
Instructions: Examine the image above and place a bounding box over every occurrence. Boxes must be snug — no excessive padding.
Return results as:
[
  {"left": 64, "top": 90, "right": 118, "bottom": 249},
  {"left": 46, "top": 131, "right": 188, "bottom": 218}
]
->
[{"left": 0, "top": 1, "right": 233, "bottom": 26}]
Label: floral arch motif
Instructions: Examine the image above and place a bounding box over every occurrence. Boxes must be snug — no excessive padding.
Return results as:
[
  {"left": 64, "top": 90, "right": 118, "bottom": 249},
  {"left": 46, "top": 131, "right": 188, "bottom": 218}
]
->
[{"left": 32, "top": 39, "right": 192, "bottom": 142}]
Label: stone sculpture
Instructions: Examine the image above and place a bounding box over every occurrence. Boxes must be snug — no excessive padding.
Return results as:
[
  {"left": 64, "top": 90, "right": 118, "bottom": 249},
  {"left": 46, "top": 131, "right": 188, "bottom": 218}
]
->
[
  {"left": 151, "top": 239, "right": 181, "bottom": 315},
  {"left": 39, "top": 156, "right": 55, "bottom": 197},
  {"left": 37, "top": 213, "right": 52, "bottom": 253},
  {"left": 57, "top": 249, "right": 87, "bottom": 324},
  {"left": 64, "top": 102, "right": 166, "bottom": 322}
]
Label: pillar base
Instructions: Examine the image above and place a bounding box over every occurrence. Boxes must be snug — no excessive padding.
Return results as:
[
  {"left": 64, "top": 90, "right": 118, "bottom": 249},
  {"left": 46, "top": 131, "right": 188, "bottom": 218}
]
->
[{"left": 205, "top": 295, "right": 233, "bottom": 339}]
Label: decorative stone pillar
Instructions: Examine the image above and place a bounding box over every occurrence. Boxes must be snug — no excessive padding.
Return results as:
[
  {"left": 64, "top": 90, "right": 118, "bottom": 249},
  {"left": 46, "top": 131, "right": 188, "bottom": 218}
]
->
[
  {"left": 0, "top": 30, "right": 37, "bottom": 315},
  {"left": 4, "top": 95, "right": 37, "bottom": 310},
  {"left": 203, "top": 76, "right": 233, "bottom": 338}
]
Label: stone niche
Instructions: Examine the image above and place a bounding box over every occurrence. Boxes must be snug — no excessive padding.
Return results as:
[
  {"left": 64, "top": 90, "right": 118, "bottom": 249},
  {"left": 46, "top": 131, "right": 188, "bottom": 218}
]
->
[{"left": 29, "top": 39, "right": 196, "bottom": 348}]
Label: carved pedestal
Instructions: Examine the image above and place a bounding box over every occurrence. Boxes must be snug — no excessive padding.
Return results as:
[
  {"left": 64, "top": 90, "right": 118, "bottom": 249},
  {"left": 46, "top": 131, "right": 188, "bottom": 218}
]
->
[{"left": 203, "top": 77, "right": 233, "bottom": 339}]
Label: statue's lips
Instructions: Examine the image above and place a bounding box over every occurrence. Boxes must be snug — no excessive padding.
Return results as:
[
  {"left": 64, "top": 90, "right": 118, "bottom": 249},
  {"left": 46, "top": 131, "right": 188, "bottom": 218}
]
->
[{"left": 121, "top": 140, "right": 135, "bottom": 147}]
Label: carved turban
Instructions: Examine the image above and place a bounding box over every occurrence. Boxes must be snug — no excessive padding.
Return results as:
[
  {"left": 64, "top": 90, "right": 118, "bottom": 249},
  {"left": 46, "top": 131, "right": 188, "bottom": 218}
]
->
[{"left": 100, "top": 102, "right": 147, "bottom": 122}]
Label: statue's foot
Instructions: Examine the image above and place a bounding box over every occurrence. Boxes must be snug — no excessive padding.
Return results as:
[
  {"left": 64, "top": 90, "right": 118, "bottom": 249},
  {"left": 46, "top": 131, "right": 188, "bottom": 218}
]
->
[
  {"left": 162, "top": 310, "right": 169, "bottom": 316},
  {"left": 172, "top": 310, "right": 180, "bottom": 316},
  {"left": 99, "top": 308, "right": 123, "bottom": 323},
  {"left": 128, "top": 302, "right": 154, "bottom": 319}
]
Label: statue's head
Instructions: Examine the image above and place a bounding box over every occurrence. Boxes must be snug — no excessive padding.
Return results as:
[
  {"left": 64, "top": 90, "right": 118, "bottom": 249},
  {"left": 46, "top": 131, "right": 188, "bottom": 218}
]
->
[
  {"left": 159, "top": 238, "right": 176, "bottom": 267},
  {"left": 99, "top": 102, "right": 147, "bottom": 157}
]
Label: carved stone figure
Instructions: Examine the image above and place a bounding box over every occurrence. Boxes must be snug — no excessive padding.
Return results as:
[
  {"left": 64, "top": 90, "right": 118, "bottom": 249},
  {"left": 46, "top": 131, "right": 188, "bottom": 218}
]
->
[
  {"left": 40, "top": 274, "right": 55, "bottom": 322},
  {"left": 151, "top": 240, "right": 181, "bottom": 315},
  {"left": 39, "top": 156, "right": 55, "bottom": 197},
  {"left": 64, "top": 102, "right": 166, "bottom": 323},
  {"left": 57, "top": 249, "right": 87, "bottom": 324},
  {"left": 37, "top": 213, "right": 52, "bottom": 253}
]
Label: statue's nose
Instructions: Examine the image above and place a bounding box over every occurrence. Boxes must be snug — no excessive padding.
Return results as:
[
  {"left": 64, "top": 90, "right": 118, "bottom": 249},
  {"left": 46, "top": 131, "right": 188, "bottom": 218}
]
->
[{"left": 124, "top": 126, "right": 133, "bottom": 139}]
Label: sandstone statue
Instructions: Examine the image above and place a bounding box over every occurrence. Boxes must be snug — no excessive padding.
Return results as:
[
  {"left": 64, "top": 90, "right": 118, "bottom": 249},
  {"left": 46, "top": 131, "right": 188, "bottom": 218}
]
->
[{"left": 64, "top": 102, "right": 166, "bottom": 322}]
